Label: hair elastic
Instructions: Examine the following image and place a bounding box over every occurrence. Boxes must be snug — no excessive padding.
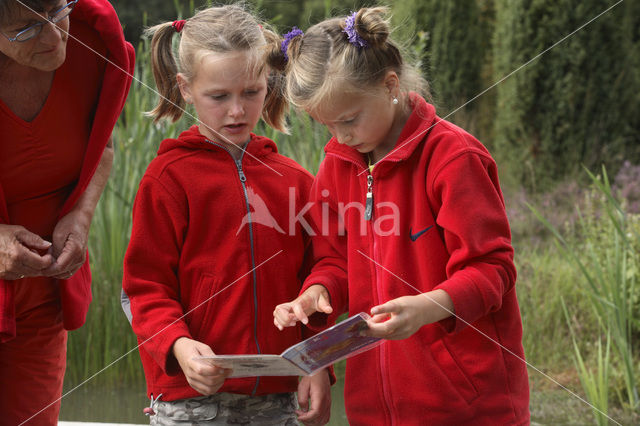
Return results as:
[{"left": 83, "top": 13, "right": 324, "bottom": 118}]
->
[
  {"left": 281, "top": 27, "right": 304, "bottom": 60},
  {"left": 172, "top": 20, "right": 186, "bottom": 33},
  {"left": 343, "top": 11, "right": 367, "bottom": 48}
]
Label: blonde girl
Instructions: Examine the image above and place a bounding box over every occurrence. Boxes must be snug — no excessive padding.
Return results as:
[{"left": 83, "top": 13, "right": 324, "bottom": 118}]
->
[
  {"left": 272, "top": 7, "right": 530, "bottom": 425},
  {"left": 123, "top": 5, "right": 331, "bottom": 425}
]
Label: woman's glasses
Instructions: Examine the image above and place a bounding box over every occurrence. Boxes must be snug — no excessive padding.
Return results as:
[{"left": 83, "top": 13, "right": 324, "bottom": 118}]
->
[{"left": 2, "top": 1, "right": 78, "bottom": 43}]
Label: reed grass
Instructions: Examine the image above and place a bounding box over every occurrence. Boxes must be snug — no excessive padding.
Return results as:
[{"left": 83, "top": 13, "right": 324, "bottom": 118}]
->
[{"left": 530, "top": 166, "right": 639, "bottom": 418}]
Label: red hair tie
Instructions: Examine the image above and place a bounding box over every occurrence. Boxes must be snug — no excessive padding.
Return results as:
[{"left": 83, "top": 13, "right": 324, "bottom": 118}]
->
[{"left": 172, "top": 20, "right": 186, "bottom": 33}]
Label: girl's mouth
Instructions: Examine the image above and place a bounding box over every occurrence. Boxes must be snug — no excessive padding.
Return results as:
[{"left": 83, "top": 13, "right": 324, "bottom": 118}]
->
[{"left": 224, "top": 123, "right": 247, "bottom": 134}]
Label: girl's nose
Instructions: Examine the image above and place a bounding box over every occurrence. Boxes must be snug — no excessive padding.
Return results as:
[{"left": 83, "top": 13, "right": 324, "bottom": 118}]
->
[
  {"left": 228, "top": 100, "right": 245, "bottom": 118},
  {"left": 336, "top": 130, "right": 351, "bottom": 145}
]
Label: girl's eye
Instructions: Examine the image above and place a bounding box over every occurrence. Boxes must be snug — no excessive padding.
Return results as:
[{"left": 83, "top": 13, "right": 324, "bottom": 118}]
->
[
  {"left": 210, "top": 94, "right": 227, "bottom": 100},
  {"left": 343, "top": 117, "right": 357, "bottom": 124},
  {"left": 244, "top": 90, "right": 258, "bottom": 96}
]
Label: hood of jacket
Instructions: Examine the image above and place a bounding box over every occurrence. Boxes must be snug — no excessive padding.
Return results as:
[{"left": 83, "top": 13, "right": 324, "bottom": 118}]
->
[{"left": 156, "top": 125, "right": 279, "bottom": 159}]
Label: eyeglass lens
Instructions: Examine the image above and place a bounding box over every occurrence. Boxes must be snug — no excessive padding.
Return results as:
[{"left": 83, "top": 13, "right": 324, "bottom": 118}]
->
[{"left": 15, "top": 1, "right": 76, "bottom": 42}]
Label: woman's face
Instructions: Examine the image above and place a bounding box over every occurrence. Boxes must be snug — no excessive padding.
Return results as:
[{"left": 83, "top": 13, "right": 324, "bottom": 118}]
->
[{"left": 0, "top": 1, "right": 69, "bottom": 71}]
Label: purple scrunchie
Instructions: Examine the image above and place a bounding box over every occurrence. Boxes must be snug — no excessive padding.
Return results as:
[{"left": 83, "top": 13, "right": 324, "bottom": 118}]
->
[
  {"left": 281, "top": 27, "right": 304, "bottom": 61},
  {"left": 343, "top": 11, "right": 367, "bottom": 48}
]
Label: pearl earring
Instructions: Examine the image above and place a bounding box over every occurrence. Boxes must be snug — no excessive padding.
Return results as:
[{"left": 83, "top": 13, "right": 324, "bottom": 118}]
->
[{"left": 393, "top": 97, "right": 399, "bottom": 105}]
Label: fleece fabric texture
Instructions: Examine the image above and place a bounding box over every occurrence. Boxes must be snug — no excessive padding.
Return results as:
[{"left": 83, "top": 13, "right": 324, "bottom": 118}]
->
[
  {"left": 303, "top": 94, "right": 530, "bottom": 425},
  {"left": 123, "top": 126, "right": 331, "bottom": 400}
]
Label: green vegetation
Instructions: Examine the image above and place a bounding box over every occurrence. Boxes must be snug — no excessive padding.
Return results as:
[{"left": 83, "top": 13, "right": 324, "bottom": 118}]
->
[
  {"left": 531, "top": 168, "right": 639, "bottom": 421},
  {"left": 61, "top": 1, "right": 639, "bottom": 424},
  {"left": 493, "top": 0, "right": 640, "bottom": 191}
]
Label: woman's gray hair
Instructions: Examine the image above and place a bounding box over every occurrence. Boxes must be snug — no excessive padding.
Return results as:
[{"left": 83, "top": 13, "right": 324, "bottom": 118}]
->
[{"left": 0, "top": 0, "right": 59, "bottom": 25}]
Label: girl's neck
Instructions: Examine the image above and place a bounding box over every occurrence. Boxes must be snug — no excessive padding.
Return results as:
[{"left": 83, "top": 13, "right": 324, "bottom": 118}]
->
[
  {"left": 199, "top": 125, "right": 250, "bottom": 161},
  {"left": 221, "top": 139, "right": 250, "bottom": 162},
  {"left": 228, "top": 142, "right": 247, "bottom": 161},
  {"left": 369, "top": 97, "right": 412, "bottom": 163}
]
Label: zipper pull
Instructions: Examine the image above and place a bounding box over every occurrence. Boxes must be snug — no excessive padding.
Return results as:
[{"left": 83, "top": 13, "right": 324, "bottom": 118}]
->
[
  {"left": 365, "top": 174, "right": 373, "bottom": 220},
  {"left": 236, "top": 160, "right": 247, "bottom": 182}
]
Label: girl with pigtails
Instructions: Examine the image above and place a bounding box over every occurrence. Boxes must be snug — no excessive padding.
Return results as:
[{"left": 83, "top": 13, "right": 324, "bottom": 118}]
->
[
  {"left": 273, "top": 7, "right": 530, "bottom": 425},
  {"left": 122, "top": 5, "right": 332, "bottom": 425}
]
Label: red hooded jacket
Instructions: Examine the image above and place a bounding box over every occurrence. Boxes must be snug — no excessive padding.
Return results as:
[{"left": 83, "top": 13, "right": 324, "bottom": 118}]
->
[
  {"left": 0, "top": 0, "right": 134, "bottom": 342},
  {"left": 123, "top": 126, "right": 322, "bottom": 400},
  {"left": 303, "top": 94, "right": 530, "bottom": 425}
]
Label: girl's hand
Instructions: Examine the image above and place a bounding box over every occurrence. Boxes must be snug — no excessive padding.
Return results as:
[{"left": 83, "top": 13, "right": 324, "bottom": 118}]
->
[
  {"left": 273, "top": 284, "right": 333, "bottom": 330},
  {"left": 172, "top": 337, "right": 231, "bottom": 395},
  {"left": 0, "top": 224, "right": 54, "bottom": 280},
  {"left": 365, "top": 290, "right": 454, "bottom": 340},
  {"left": 296, "top": 369, "right": 331, "bottom": 425},
  {"left": 42, "top": 210, "right": 91, "bottom": 279}
]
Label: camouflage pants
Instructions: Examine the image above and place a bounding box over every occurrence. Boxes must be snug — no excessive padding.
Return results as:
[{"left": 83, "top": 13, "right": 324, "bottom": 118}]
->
[{"left": 149, "top": 392, "right": 299, "bottom": 425}]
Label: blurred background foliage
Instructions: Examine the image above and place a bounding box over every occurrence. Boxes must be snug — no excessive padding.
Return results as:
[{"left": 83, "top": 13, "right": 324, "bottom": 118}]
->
[{"left": 108, "top": 0, "right": 640, "bottom": 191}]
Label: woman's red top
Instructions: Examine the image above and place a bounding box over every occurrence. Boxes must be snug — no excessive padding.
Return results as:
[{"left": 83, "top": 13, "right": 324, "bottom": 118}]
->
[{"left": 0, "top": 0, "right": 135, "bottom": 341}]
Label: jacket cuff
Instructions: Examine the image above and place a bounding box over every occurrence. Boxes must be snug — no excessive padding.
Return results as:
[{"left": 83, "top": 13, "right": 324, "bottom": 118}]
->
[{"left": 150, "top": 324, "right": 192, "bottom": 376}]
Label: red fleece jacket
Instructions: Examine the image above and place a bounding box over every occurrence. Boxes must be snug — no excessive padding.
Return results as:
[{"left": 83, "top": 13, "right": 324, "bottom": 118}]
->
[
  {"left": 303, "top": 94, "right": 530, "bottom": 425},
  {"left": 0, "top": 0, "right": 134, "bottom": 342},
  {"left": 123, "top": 126, "right": 324, "bottom": 400}
]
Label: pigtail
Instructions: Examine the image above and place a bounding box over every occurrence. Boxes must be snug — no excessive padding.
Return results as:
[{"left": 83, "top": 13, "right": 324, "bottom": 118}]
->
[
  {"left": 262, "top": 27, "right": 299, "bottom": 133},
  {"left": 146, "top": 22, "right": 186, "bottom": 123},
  {"left": 285, "top": 33, "right": 304, "bottom": 62},
  {"left": 264, "top": 28, "right": 287, "bottom": 73}
]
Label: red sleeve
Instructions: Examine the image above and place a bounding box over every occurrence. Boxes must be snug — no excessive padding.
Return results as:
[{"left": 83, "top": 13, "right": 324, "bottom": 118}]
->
[
  {"left": 123, "top": 175, "right": 191, "bottom": 375},
  {"left": 430, "top": 152, "right": 517, "bottom": 334},
  {"left": 301, "top": 160, "right": 349, "bottom": 329}
]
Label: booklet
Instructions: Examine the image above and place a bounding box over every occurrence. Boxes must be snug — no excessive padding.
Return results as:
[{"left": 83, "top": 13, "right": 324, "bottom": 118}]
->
[{"left": 196, "top": 312, "right": 382, "bottom": 377}]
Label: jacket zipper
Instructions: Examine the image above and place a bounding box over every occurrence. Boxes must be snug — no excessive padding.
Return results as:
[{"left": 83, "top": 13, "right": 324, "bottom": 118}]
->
[
  {"left": 366, "top": 169, "right": 395, "bottom": 426},
  {"left": 205, "top": 140, "right": 262, "bottom": 396},
  {"left": 327, "top": 151, "right": 396, "bottom": 424},
  {"left": 365, "top": 174, "right": 374, "bottom": 221}
]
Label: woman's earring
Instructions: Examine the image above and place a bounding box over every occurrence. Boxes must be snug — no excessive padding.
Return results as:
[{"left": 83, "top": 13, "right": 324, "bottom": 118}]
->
[{"left": 393, "top": 97, "right": 399, "bottom": 105}]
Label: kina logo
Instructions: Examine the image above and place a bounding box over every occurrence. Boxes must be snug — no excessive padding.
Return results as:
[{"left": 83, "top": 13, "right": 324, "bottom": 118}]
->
[{"left": 236, "top": 186, "right": 285, "bottom": 235}]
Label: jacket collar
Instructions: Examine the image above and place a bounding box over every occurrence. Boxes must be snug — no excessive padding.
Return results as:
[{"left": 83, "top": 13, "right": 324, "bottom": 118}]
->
[
  {"left": 157, "top": 125, "right": 278, "bottom": 160},
  {"left": 324, "top": 93, "right": 436, "bottom": 167}
]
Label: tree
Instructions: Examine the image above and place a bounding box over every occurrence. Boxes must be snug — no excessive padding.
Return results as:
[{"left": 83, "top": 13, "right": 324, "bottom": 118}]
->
[
  {"left": 393, "top": 0, "right": 489, "bottom": 135},
  {"left": 493, "top": 0, "right": 639, "bottom": 191}
]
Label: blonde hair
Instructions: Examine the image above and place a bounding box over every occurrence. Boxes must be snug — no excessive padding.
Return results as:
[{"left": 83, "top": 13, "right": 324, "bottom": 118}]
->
[
  {"left": 146, "top": 4, "right": 288, "bottom": 132},
  {"left": 266, "top": 7, "right": 430, "bottom": 112}
]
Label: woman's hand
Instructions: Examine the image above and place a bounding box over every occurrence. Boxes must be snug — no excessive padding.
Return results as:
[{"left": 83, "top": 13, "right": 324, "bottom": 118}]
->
[
  {"left": 296, "top": 369, "right": 332, "bottom": 425},
  {"left": 0, "top": 224, "right": 54, "bottom": 280},
  {"left": 172, "top": 337, "right": 231, "bottom": 396},
  {"left": 273, "top": 284, "right": 333, "bottom": 330},
  {"left": 365, "top": 290, "right": 454, "bottom": 340},
  {"left": 42, "top": 210, "right": 91, "bottom": 279}
]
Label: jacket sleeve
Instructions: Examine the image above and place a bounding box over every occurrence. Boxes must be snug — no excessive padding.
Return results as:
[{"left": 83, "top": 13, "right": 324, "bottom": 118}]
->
[
  {"left": 301, "top": 160, "right": 349, "bottom": 328},
  {"left": 123, "top": 175, "right": 191, "bottom": 375},
  {"left": 430, "top": 150, "right": 517, "bottom": 334}
]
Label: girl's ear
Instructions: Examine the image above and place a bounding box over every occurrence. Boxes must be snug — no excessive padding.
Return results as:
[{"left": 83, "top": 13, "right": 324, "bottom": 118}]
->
[
  {"left": 383, "top": 71, "right": 400, "bottom": 98},
  {"left": 176, "top": 73, "right": 193, "bottom": 104}
]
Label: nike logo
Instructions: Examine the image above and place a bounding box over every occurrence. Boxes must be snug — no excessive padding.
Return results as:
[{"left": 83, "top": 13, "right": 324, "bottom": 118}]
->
[{"left": 409, "top": 225, "right": 433, "bottom": 242}]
